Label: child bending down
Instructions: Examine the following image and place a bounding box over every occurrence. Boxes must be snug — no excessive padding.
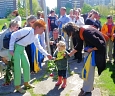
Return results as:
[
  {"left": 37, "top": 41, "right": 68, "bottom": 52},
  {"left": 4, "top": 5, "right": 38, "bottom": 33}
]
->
[{"left": 53, "top": 41, "right": 70, "bottom": 88}]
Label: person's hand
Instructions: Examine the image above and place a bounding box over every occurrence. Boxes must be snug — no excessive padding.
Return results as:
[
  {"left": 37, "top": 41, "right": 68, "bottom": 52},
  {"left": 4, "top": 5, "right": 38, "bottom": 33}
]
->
[
  {"left": 9, "top": 50, "right": 14, "bottom": 56},
  {"left": 52, "top": 57, "right": 56, "bottom": 60},
  {"left": 113, "top": 33, "right": 115, "bottom": 37},
  {"left": 107, "top": 32, "right": 111, "bottom": 37},
  {"left": 63, "top": 53, "right": 66, "bottom": 57},
  {"left": 76, "top": 16, "right": 79, "bottom": 20},
  {"left": 47, "top": 54, "right": 52, "bottom": 60},
  {"left": 87, "top": 48, "right": 93, "bottom": 53},
  {"left": 50, "top": 41, "right": 54, "bottom": 45},
  {"left": 58, "top": 21, "right": 61, "bottom": 25}
]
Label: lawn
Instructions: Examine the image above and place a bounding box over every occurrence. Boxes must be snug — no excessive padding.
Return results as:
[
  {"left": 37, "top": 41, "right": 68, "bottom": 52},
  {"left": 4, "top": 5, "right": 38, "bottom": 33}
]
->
[
  {"left": 0, "top": 19, "right": 26, "bottom": 31},
  {"left": 95, "top": 63, "right": 115, "bottom": 96}
]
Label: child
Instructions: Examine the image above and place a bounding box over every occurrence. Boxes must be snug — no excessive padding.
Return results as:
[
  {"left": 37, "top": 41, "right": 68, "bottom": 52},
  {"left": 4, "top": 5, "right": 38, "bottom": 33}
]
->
[{"left": 53, "top": 41, "right": 70, "bottom": 88}]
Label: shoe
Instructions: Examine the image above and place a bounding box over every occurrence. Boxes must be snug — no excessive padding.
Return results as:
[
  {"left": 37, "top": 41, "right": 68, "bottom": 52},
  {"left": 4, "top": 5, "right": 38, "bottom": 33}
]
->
[
  {"left": 61, "top": 79, "right": 67, "bottom": 88},
  {"left": 31, "top": 71, "right": 35, "bottom": 74},
  {"left": 15, "top": 87, "right": 26, "bottom": 94},
  {"left": 55, "top": 76, "right": 62, "bottom": 86},
  {"left": 78, "top": 89, "right": 84, "bottom": 96},
  {"left": 24, "top": 84, "right": 35, "bottom": 89},
  {"left": 77, "top": 59, "right": 82, "bottom": 63},
  {"left": 78, "top": 89, "right": 91, "bottom": 96},
  {"left": 81, "top": 92, "right": 91, "bottom": 96}
]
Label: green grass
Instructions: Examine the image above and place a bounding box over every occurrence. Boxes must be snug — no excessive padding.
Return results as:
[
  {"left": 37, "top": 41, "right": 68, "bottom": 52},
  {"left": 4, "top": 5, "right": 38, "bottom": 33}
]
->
[
  {"left": 0, "top": 18, "right": 26, "bottom": 31},
  {"left": 100, "top": 17, "right": 106, "bottom": 25},
  {"left": 95, "top": 63, "right": 115, "bottom": 96}
]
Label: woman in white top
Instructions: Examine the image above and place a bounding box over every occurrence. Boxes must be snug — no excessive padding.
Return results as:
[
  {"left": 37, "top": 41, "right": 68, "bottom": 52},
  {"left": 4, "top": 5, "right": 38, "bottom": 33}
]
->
[
  {"left": 74, "top": 10, "right": 85, "bottom": 25},
  {"left": 12, "top": 10, "right": 22, "bottom": 29},
  {"left": 68, "top": 9, "right": 76, "bottom": 23},
  {"left": 9, "top": 19, "right": 52, "bottom": 93}
]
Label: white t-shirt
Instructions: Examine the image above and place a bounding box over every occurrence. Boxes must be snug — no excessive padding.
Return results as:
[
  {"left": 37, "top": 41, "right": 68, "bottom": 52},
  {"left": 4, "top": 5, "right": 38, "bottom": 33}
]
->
[{"left": 12, "top": 15, "right": 22, "bottom": 27}]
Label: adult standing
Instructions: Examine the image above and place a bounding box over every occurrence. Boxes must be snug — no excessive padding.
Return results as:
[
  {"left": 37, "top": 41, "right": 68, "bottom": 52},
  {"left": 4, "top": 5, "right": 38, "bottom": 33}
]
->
[
  {"left": 48, "top": 10, "right": 58, "bottom": 38},
  {"left": 55, "top": 7, "right": 70, "bottom": 49},
  {"left": 9, "top": 19, "right": 52, "bottom": 93},
  {"left": 11, "top": 10, "right": 22, "bottom": 29},
  {"left": 72, "top": 9, "right": 84, "bottom": 63},
  {"left": 101, "top": 15, "right": 115, "bottom": 62},
  {"left": 62, "top": 22, "right": 106, "bottom": 96},
  {"left": 25, "top": 15, "right": 38, "bottom": 73}
]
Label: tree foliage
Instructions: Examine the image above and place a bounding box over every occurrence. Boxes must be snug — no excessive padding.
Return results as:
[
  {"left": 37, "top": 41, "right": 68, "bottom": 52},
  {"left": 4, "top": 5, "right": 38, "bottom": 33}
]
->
[
  {"left": 81, "top": 3, "right": 92, "bottom": 14},
  {"left": 17, "top": 0, "right": 42, "bottom": 17},
  {"left": 65, "top": 2, "right": 72, "bottom": 14}
]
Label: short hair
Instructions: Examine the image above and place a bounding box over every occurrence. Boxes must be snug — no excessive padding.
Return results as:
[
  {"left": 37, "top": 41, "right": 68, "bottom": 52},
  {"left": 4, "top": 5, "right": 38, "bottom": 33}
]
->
[
  {"left": 26, "top": 15, "right": 37, "bottom": 23},
  {"left": 37, "top": 11, "right": 41, "bottom": 18},
  {"left": 61, "top": 7, "right": 66, "bottom": 11},
  {"left": 50, "top": 10, "right": 55, "bottom": 14},
  {"left": 53, "top": 28, "right": 58, "bottom": 31},
  {"left": 107, "top": 15, "right": 112, "bottom": 19},
  {"left": 9, "top": 21, "right": 19, "bottom": 28},
  {"left": 12, "top": 10, "right": 19, "bottom": 16},
  {"left": 32, "top": 19, "right": 46, "bottom": 29},
  {"left": 77, "top": 8, "right": 81, "bottom": 12}
]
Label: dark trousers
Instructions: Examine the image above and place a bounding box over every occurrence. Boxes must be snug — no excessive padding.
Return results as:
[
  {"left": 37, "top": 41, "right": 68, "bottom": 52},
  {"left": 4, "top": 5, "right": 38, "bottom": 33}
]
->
[
  {"left": 72, "top": 37, "right": 82, "bottom": 60},
  {"left": 113, "top": 41, "right": 115, "bottom": 59},
  {"left": 58, "top": 70, "right": 67, "bottom": 78},
  {"left": 25, "top": 45, "right": 34, "bottom": 72}
]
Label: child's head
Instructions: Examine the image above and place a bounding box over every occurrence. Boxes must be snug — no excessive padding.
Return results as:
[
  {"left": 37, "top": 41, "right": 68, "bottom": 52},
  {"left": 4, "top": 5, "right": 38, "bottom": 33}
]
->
[{"left": 57, "top": 41, "right": 66, "bottom": 52}]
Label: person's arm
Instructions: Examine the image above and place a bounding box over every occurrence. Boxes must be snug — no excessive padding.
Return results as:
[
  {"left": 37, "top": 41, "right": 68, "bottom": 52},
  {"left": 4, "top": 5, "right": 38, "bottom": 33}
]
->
[
  {"left": 34, "top": 36, "right": 52, "bottom": 59},
  {"left": 61, "top": 36, "right": 65, "bottom": 42},
  {"left": 39, "top": 32, "right": 46, "bottom": 49},
  {"left": 84, "top": 30, "right": 105, "bottom": 50},
  {"left": 87, "top": 47, "right": 98, "bottom": 53},
  {"left": 69, "top": 49, "right": 77, "bottom": 57},
  {"left": 77, "top": 17, "right": 85, "bottom": 25}
]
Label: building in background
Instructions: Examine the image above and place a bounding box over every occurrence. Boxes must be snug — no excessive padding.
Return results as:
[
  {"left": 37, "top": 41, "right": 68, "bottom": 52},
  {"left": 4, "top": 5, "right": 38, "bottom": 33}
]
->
[
  {"left": 57, "top": 0, "right": 84, "bottom": 10},
  {"left": 84, "top": 0, "right": 111, "bottom": 6},
  {"left": 0, "top": 0, "right": 18, "bottom": 18}
]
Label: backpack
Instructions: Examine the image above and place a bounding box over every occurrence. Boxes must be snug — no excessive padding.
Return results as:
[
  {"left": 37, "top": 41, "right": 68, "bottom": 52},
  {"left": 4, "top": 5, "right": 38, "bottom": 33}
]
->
[
  {"left": 3, "top": 31, "right": 30, "bottom": 49},
  {"left": 3, "top": 32, "right": 12, "bottom": 49}
]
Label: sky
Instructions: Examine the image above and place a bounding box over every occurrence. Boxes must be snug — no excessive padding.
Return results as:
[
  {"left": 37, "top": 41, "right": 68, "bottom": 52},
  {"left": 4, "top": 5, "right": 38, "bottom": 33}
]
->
[{"left": 46, "top": 0, "right": 57, "bottom": 9}]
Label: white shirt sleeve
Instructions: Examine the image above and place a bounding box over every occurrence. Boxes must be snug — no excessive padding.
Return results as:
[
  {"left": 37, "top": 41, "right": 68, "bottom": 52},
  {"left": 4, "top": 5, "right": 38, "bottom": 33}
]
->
[
  {"left": 76, "top": 17, "right": 85, "bottom": 25},
  {"left": 39, "top": 32, "right": 46, "bottom": 49},
  {"left": 9, "top": 28, "right": 30, "bottom": 51},
  {"left": 9, "top": 30, "right": 22, "bottom": 51},
  {"left": 34, "top": 35, "right": 48, "bottom": 56}
]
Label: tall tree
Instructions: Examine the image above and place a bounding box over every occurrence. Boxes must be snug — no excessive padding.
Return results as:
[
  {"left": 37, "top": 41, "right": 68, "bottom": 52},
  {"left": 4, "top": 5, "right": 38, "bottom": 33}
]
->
[{"left": 81, "top": 3, "right": 92, "bottom": 14}]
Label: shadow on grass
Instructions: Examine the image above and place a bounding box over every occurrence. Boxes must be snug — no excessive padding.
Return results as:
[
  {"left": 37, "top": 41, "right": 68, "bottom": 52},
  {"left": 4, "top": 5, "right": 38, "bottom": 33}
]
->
[{"left": 106, "top": 62, "right": 115, "bottom": 84}]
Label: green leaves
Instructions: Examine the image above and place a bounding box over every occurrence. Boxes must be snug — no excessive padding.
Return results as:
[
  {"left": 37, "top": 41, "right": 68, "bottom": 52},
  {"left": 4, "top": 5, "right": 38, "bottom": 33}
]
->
[
  {"left": 47, "top": 60, "right": 57, "bottom": 73},
  {"left": 3, "top": 59, "right": 14, "bottom": 84}
]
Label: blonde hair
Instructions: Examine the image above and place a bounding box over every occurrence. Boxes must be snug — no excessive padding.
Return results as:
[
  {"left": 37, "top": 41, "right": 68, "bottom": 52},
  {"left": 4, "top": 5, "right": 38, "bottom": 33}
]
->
[{"left": 57, "top": 41, "right": 66, "bottom": 51}]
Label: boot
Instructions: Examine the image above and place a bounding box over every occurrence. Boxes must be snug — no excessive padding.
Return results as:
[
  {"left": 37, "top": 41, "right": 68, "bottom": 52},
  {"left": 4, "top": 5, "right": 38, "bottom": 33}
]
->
[
  {"left": 55, "top": 76, "right": 62, "bottom": 86},
  {"left": 61, "top": 78, "right": 67, "bottom": 88}
]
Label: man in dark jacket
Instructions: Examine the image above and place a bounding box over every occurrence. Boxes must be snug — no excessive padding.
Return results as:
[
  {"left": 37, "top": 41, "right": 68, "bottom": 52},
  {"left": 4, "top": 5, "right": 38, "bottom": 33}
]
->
[
  {"left": 62, "top": 22, "right": 106, "bottom": 96},
  {"left": 50, "top": 28, "right": 65, "bottom": 56}
]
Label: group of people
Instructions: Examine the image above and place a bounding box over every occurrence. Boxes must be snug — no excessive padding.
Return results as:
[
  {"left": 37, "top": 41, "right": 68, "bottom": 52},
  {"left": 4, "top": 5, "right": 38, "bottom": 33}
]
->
[{"left": 0, "top": 6, "right": 114, "bottom": 96}]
